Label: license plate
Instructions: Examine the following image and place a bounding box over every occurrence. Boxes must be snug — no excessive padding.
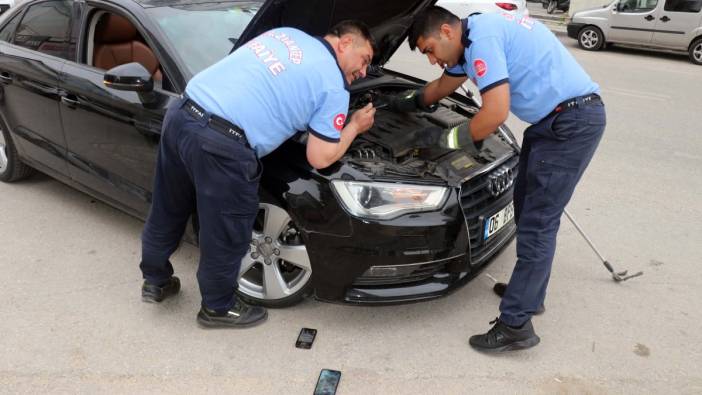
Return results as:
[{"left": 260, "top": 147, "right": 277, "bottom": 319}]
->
[{"left": 484, "top": 202, "right": 515, "bottom": 240}]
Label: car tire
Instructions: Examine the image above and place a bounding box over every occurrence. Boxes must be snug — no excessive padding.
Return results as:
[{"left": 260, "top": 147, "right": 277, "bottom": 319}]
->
[
  {"left": 0, "top": 125, "right": 35, "bottom": 183},
  {"left": 689, "top": 38, "right": 702, "bottom": 65},
  {"left": 235, "top": 191, "right": 313, "bottom": 307},
  {"left": 547, "top": 0, "right": 557, "bottom": 13},
  {"left": 578, "top": 26, "right": 605, "bottom": 51}
]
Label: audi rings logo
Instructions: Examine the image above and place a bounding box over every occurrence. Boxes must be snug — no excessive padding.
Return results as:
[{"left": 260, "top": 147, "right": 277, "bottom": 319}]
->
[{"left": 487, "top": 167, "right": 514, "bottom": 197}]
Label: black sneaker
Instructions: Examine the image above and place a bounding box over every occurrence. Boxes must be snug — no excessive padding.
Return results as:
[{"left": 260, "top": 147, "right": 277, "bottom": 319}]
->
[
  {"left": 197, "top": 299, "right": 268, "bottom": 328},
  {"left": 469, "top": 318, "right": 541, "bottom": 353},
  {"left": 493, "top": 282, "right": 546, "bottom": 315},
  {"left": 142, "top": 276, "right": 181, "bottom": 303}
]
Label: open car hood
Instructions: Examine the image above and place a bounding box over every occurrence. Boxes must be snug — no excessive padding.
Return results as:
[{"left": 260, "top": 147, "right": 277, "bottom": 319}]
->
[{"left": 235, "top": 0, "right": 437, "bottom": 65}]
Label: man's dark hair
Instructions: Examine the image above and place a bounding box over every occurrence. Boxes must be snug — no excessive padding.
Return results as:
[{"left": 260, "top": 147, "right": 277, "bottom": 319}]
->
[
  {"left": 327, "top": 20, "right": 376, "bottom": 50},
  {"left": 408, "top": 6, "right": 461, "bottom": 51}
]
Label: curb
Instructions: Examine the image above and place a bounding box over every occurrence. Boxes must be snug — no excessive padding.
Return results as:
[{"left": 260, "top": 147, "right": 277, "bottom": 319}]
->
[{"left": 530, "top": 15, "right": 568, "bottom": 37}]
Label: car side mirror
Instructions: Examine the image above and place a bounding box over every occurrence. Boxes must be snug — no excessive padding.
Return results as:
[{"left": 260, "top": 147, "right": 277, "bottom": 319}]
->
[{"left": 103, "top": 62, "right": 153, "bottom": 92}]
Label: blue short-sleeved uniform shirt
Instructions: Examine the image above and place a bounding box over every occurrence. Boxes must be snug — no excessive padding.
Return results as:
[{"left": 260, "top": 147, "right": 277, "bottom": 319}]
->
[
  {"left": 444, "top": 13, "right": 600, "bottom": 124},
  {"left": 185, "top": 27, "right": 349, "bottom": 157}
]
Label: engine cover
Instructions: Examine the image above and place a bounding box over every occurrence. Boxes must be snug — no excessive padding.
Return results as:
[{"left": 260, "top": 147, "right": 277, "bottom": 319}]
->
[{"left": 358, "top": 107, "right": 471, "bottom": 158}]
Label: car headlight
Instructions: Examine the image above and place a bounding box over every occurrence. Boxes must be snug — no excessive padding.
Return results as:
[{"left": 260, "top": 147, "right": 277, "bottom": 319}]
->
[{"left": 331, "top": 180, "right": 449, "bottom": 220}]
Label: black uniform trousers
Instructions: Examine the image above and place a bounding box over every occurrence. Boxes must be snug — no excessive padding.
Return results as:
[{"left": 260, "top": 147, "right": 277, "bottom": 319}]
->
[
  {"left": 139, "top": 97, "right": 262, "bottom": 312},
  {"left": 499, "top": 95, "right": 606, "bottom": 327}
]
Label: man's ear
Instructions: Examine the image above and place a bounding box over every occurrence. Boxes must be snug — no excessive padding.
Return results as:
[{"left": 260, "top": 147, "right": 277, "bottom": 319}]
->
[
  {"left": 440, "top": 23, "right": 453, "bottom": 40},
  {"left": 338, "top": 35, "right": 354, "bottom": 53}
]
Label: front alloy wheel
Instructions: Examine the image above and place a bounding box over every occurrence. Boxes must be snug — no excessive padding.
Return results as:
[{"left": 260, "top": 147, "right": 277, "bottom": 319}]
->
[
  {"left": 236, "top": 202, "right": 312, "bottom": 307},
  {"left": 578, "top": 26, "right": 604, "bottom": 51},
  {"left": 689, "top": 38, "right": 702, "bottom": 65}
]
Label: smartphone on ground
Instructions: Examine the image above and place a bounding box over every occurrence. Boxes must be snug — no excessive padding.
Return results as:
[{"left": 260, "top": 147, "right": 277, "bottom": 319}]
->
[{"left": 313, "top": 369, "right": 341, "bottom": 395}]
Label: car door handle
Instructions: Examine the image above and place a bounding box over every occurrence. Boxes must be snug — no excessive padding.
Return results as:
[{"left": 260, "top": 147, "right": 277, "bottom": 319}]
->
[
  {"left": 0, "top": 72, "right": 12, "bottom": 84},
  {"left": 60, "top": 95, "right": 80, "bottom": 108},
  {"left": 660, "top": 16, "right": 670, "bottom": 22},
  {"left": 644, "top": 15, "right": 654, "bottom": 21}
]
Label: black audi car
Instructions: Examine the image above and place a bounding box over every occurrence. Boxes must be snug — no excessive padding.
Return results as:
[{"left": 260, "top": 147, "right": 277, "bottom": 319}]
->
[{"left": 0, "top": 0, "right": 519, "bottom": 307}]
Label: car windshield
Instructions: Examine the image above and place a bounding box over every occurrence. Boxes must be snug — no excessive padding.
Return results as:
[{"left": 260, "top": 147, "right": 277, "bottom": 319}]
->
[{"left": 146, "top": 2, "right": 260, "bottom": 75}]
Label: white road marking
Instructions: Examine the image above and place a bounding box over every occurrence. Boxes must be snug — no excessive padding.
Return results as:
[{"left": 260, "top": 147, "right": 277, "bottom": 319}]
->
[
  {"left": 673, "top": 151, "right": 702, "bottom": 161},
  {"left": 601, "top": 87, "right": 671, "bottom": 102}
]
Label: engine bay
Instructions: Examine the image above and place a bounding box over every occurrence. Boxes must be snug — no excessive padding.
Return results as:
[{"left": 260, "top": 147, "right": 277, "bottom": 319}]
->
[{"left": 344, "top": 87, "right": 517, "bottom": 186}]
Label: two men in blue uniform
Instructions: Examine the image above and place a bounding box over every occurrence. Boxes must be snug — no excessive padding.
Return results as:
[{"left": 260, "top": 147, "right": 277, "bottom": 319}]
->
[
  {"left": 403, "top": 7, "right": 606, "bottom": 352},
  {"left": 138, "top": 21, "right": 376, "bottom": 328}
]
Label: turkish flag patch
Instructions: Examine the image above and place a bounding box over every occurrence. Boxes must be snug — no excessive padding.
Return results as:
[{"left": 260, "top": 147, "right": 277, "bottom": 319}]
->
[
  {"left": 333, "top": 114, "right": 346, "bottom": 131},
  {"left": 474, "top": 59, "right": 488, "bottom": 78}
]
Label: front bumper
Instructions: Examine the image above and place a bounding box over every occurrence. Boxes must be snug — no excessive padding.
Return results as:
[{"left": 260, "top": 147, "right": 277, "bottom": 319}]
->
[
  {"left": 307, "top": 156, "right": 519, "bottom": 305},
  {"left": 567, "top": 22, "right": 586, "bottom": 39},
  {"left": 341, "top": 225, "right": 515, "bottom": 305}
]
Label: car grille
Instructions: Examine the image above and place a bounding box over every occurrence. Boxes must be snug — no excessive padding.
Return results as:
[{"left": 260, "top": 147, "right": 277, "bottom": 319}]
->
[
  {"left": 0, "top": 5, "right": 9, "bottom": 14},
  {"left": 461, "top": 155, "right": 519, "bottom": 266}
]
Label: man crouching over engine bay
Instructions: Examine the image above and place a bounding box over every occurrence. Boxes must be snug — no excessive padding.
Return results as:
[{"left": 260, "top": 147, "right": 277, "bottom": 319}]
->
[{"left": 385, "top": 6, "right": 606, "bottom": 353}]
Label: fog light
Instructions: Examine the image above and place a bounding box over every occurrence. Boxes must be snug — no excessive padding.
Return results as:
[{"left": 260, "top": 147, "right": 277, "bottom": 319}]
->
[{"left": 364, "top": 266, "right": 400, "bottom": 277}]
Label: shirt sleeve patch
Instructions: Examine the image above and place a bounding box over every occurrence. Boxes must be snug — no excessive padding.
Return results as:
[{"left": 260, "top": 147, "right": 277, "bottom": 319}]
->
[
  {"left": 474, "top": 59, "right": 488, "bottom": 78},
  {"left": 333, "top": 114, "right": 346, "bottom": 131},
  {"left": 309, "top": 86, "right": 346, "bottom": 142}
]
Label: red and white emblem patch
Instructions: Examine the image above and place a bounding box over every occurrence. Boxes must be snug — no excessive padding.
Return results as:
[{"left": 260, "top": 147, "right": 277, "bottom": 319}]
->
[
  {"left": 473, "top": 59, "right": 488, "bottom": 78},
  {"left": 333, "top": 114, "right": 346, "bottom": 131}
]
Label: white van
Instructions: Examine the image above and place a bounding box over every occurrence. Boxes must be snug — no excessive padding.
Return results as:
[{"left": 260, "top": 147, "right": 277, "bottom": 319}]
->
[{"left": 567, "top": 0, "right": 702, "bottom": 64}]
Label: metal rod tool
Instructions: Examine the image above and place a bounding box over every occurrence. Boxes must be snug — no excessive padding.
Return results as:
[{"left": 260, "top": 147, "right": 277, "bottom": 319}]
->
[{"left": 563, "top": 209, "right": 643, "bottom": 282}]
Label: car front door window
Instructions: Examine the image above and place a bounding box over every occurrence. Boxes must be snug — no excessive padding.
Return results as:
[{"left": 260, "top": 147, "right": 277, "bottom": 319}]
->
[
  {"left": 12, "top": 0, "right": 74, "bottom": 60},
  {"left": 619, "top": 0, "right": 658, "bottom": 12}
]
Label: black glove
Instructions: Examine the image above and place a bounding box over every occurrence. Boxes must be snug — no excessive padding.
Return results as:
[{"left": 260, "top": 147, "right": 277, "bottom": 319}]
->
[{"left": 381, "top": 88, "right": 437, "bottom": 113}]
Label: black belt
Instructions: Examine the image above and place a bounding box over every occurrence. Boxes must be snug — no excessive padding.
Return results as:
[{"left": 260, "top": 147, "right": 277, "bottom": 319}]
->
[
  {"left": 548, "top": 93, "right": 602, "bottom": 118},
  {"left": 183, "top": 99, "right": 250, "bottom": 148}
]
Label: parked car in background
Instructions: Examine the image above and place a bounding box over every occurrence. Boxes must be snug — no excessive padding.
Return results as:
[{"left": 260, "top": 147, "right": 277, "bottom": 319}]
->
[
  {"left": 437, "top": 0, "right": 529, "bottom": 17},
  {"left": 567, "top": 0, "right": 702, "bottom": 64},
  {"left": 0, "top": 0, "right": 520, "bottom": 308},
  {"left": 541, "top": 0, "right": 570, "bottom": 14}
]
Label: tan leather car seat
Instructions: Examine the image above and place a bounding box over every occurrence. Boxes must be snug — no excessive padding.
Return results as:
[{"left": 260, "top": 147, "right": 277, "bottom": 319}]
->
[{"left": 93, "top": 13, "right": 162, "bottom": 81}]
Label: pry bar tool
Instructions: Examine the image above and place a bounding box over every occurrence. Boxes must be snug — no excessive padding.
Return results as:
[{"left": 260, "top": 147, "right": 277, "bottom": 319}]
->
[{"left": 562, "top": 210, "right": 643, "bottom": 282}]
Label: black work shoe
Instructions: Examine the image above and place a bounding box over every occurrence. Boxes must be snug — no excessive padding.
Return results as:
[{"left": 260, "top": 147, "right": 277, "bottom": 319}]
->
[
  {"left": 141, "top": 276, "right": 181, "bottom": 303},
  {"left": 493, "top": 282, "right": 546, "bottom": 315},
  {"left": 197, "top": 299, "right": 268, "bottom": 328},
  {"left": 469, "top": 318, "right": 541, "bottom": 353}
]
